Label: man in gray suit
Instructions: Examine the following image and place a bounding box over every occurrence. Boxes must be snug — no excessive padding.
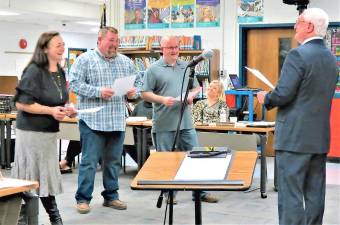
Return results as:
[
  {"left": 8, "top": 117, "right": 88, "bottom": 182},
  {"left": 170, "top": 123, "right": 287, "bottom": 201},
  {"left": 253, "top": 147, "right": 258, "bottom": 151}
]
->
[{"left": 257, "top": 8, "right": 338, "bottom": 225}]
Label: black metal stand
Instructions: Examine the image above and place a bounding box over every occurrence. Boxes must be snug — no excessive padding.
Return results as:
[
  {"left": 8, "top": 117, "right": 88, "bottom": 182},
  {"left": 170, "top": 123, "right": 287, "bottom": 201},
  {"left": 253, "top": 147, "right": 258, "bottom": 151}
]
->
[
  {"left": 168, "top": 191, "right": 174, "bottom": 225},
  {"left": 171, "top": 66, "right": 195, "bottom": 151},
  {"left": 194, "top": 191, "right": 202, "bottom": 225}
]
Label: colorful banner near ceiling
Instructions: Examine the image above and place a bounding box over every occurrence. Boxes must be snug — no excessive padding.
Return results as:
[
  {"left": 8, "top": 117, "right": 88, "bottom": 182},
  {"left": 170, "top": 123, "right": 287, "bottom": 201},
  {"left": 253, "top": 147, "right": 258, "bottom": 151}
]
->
[
  {"left": 147, "top": 0, "right": 171, "bottom": 29},
  {"left": 237, "top": 0, "right": 264, "bottom": 23},
  {"left": 171, "top": 0, "right": 195, "bottom": 28},
  {"left": 196, "top": 0, "right": 220, "bottom": 27},
  {"left": 125, "top": 0, "right": 146, "bottom": 30}
]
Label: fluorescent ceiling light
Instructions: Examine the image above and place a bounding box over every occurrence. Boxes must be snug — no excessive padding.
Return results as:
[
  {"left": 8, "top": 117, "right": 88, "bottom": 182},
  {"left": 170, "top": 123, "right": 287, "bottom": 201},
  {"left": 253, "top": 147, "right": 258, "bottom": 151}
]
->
[
  {"left": 75, "top": 21, "right": 99, "bottom": 26},
  {"left": 0, "top": 11, "right": 20, "bottom": 16}
]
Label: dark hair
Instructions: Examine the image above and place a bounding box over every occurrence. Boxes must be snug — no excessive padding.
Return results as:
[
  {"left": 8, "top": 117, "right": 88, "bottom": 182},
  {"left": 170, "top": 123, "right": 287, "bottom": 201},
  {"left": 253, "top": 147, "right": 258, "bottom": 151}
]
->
[{"left": 27, "top": 31, "right": 60, "bottom": 69}]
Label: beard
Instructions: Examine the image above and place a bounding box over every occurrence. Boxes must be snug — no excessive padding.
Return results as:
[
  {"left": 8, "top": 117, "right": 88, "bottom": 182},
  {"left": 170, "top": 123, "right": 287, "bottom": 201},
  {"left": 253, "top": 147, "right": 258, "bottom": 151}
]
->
[{"left": 105, "top": 46, "right": 117, "bottom": 58}]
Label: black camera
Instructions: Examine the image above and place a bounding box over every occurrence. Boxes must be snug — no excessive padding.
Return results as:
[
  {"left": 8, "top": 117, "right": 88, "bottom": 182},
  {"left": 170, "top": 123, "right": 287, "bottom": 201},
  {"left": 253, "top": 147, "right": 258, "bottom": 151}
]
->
[
  {"left": 283, "top": 0, "right": 309, "bottom": 13},
  {"left": 283, "top": 0, "right": 309, "bottom": 5}
]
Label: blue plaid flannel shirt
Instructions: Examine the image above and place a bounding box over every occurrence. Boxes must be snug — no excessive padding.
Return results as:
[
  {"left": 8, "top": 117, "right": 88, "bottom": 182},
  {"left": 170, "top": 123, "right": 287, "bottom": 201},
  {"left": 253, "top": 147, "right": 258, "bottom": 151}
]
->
[{"left": 69, "top": 48, "right": 138, "bottom": 131}]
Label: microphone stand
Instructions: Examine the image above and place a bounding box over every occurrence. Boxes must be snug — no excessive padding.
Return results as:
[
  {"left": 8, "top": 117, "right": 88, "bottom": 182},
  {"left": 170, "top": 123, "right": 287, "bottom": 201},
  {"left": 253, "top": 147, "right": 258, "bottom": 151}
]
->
[
  {"left": 171, "top": 66, "right": 195, "bottom": 151},
  {"left": 156, "top": 66, "right": 195, "bottom": 212}
]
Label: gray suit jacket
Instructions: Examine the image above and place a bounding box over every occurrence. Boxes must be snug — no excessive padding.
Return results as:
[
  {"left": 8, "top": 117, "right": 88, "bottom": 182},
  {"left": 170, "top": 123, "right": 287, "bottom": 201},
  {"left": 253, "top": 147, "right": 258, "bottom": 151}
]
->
[{"left": 265, "top": 39, "right": 338, "bottom": 154}]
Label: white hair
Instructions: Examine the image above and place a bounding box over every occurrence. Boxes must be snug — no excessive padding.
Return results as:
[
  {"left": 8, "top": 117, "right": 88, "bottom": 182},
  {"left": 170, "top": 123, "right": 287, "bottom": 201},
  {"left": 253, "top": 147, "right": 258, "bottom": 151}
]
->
[{"left": 302, "top": 8, "right": 329, "bottom": 37}]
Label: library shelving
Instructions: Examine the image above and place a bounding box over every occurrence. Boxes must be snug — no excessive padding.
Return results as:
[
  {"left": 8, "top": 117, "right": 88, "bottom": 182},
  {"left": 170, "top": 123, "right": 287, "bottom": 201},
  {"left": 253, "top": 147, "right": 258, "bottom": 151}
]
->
[{"left": 119, "top": 48, "right": 220, "bottom": 82}]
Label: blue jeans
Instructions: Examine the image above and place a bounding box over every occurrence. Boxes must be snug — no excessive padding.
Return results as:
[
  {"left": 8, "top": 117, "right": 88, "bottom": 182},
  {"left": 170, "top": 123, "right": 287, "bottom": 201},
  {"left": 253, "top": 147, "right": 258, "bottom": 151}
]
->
[
  {"left": 75, "top": 120, "right": 125, "bottom": 203},
  {"left": 152, "top": 129, "right": 199, "bottom": 151}
]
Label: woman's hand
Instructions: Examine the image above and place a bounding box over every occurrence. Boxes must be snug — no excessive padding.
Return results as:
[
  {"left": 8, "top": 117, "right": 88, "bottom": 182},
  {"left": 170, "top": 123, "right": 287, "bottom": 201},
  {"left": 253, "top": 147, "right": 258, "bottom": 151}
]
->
[{"left": 51, "top": 106, "right": 67, "bottom": 121}]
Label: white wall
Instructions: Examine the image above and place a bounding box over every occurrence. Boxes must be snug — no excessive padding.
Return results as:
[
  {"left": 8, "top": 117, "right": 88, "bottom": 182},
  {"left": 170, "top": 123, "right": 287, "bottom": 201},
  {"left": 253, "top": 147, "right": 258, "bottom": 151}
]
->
[
  {"left": 119, "top": 0, "right": 340, "bottom": 75},
  {"left": 0, "top": 22, "right": 97, "bottom": 77},
  {"left": 0, "top": 0, "right": 338, "bottom": 77},
  {"left": 0, "top": 22, "right": 46, "bottom": 77}
]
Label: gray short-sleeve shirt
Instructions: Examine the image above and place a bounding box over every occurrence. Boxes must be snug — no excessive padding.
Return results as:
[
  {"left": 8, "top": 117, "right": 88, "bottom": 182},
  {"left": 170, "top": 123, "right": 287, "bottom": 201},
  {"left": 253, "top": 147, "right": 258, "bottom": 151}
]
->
[{"left": 142, "top": 58, "right": 199, "bottom": 132}]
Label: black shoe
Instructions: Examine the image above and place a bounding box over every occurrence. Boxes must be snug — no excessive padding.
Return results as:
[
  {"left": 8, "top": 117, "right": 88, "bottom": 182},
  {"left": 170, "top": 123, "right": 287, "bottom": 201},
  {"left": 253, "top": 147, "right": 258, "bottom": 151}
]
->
[
  {"left": 40, "top": 196, "right": 63, "bottom": 225},
  {"left": 60, "top": 168, "right": 72, "bottom": 174}
]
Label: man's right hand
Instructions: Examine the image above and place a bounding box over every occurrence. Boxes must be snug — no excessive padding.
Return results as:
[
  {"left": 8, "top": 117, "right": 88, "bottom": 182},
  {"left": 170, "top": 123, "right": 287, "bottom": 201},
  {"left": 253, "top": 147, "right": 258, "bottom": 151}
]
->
[
  {"left": 257, "top": 91, "right": 268, "bottom": 104},
  {"left": 100, "top": 87, "right": 114, "bottom": 100},
  {"left": 162, "top": 96, "right": 176, "bottom": 106}
]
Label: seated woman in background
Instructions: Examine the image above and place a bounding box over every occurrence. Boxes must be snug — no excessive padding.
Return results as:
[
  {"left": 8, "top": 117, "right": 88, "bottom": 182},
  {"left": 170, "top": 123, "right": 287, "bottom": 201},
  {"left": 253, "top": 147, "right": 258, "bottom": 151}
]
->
[{"left": 192, "top": 80, "right": 229, "bottom": 124}]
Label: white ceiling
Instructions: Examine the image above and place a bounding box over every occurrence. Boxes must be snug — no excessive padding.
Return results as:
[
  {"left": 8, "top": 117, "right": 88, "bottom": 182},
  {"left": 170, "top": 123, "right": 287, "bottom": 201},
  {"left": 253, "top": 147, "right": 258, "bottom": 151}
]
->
[{"left": 0, "top": 0, "right": 107, "bottom": 33}]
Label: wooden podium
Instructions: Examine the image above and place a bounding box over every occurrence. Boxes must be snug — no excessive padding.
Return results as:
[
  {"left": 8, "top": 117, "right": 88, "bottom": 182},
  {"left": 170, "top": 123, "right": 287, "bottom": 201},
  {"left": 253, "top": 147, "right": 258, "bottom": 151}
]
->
[{"left": 131, "top": 151, "right": 258, "bottom": 225}]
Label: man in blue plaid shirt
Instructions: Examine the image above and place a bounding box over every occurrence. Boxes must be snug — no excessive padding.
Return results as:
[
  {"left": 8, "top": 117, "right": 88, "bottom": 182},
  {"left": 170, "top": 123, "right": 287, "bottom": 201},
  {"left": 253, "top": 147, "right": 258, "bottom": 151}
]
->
[{"left": 69, "top": 26, "right": 137, "bottom": 214}]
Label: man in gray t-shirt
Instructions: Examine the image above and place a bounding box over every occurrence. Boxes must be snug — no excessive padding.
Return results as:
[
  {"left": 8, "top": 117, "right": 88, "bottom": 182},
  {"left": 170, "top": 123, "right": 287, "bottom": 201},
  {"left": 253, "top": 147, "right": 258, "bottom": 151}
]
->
[
  {"left": 142, "top": 36, "right": 200, "bottom": 151},
  {"left": 141, "top": 36, "right": 219, "bottom": 204}
]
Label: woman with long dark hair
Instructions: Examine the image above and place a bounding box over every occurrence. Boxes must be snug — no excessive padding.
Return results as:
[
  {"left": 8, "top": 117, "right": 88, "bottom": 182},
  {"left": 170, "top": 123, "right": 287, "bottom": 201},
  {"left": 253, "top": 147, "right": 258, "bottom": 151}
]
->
[{"left": 12, "top": 31, "right": 76, "bottom": 225}]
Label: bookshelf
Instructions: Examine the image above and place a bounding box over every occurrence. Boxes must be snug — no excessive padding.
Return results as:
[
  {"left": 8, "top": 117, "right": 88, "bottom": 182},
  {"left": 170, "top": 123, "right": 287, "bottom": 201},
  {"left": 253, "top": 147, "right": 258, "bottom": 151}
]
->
[{"left": 119, "top": 48, "right": 220, "bottom": 81}]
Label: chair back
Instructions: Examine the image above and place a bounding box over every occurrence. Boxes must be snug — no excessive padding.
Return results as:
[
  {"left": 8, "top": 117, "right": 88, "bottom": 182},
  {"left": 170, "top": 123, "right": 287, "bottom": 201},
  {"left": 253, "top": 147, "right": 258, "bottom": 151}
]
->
[
  {"left": 124, "top": 126, "right": 135, "bottom": 145},
  {"left": 197, "top": 131, "right": 257, "bottom": 151}
]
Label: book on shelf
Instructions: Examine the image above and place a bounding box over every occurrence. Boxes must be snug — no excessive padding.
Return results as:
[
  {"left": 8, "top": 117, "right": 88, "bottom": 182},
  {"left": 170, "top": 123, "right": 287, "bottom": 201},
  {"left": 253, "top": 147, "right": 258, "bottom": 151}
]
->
[{"left": 118, "top": 35, "right": 202, "bottom": 50}]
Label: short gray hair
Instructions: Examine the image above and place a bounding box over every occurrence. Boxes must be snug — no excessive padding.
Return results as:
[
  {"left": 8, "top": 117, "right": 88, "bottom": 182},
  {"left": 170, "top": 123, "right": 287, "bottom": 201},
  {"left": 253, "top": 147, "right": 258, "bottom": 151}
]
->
[
  {"left": 302, "top": 8, "right": 329, "bottom": 37},
  {"left": 98, "top": 26, "right": 118, "bottom": 38}
]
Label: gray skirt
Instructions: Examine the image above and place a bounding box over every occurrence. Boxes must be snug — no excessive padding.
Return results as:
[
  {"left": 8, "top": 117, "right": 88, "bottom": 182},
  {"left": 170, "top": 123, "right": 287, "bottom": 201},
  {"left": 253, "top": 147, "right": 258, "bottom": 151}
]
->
[{"left": 11, "top": 129, "right": 63, "bottom": 197}]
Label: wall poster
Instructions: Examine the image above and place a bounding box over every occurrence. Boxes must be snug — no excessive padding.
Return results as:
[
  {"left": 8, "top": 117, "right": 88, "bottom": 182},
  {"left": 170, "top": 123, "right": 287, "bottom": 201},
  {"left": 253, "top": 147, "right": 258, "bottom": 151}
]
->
[
  {"left": 171, "top": 0, "right": 195, "bottom": 28},
  {"left": 196, "top": 0, "right": 220, "bottom": 27},
  {"left": 147, "top": 0, "right": 171, "bottom": 29},
  {"left": 237, "top": 0, "right": 264, "bottom": 23},
  {"left": 125, "top": 0, "right": 146, "bottom": 30}
]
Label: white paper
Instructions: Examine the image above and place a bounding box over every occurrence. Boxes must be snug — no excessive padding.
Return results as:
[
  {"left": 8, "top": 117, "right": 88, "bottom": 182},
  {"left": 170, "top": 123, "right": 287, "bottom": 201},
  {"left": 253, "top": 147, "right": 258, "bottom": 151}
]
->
[
  {"left": 174, "top": 154, "right": 232, "bottom": 181},
  {"left": 0, "top": 178, "right": 36, "bottom": 189},
  {"left": 247, "top": 121, "right": 275, "bottom": 126},
  {"left": 112, "top": 75, "right": 136, "bottom": 96},
  {"left": 77, "top": 106, "right": 104, "bottom": 114},
  {"left": 175, "top": 92, "right": 196, "bottom": 101},
  {"left": 245, "top": 66, "right": 275, "bottom": 90}
]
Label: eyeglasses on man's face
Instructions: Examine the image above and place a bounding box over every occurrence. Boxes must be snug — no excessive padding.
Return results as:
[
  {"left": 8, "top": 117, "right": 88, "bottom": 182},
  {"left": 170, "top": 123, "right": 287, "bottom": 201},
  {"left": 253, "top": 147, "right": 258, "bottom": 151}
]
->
[{"left": 162, "top": 46, "right": 179, "bottom": 50}]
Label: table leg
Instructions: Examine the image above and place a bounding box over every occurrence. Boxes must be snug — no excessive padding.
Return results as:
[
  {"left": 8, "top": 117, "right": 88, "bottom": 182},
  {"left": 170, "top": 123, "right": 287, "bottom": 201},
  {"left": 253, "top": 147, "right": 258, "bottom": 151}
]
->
[
  {"left": 59, "top": 140, "right": 62, "bottom": 162},
  {"left": 248, "top": 93, "right": 254, "bottom": 121},
  {"left": 274, "top": 155, "right": 278, "bottom": 192},
  {"left": 168, "top": 191, "right": 173, "bottom": 225},
  {"left": 0, "top": 120, "right": 5, "bottom": 168},
  {"left": 260, "top": 135, "right": 267, "bottom": 198},
  {"left": 194, "top": 191, "right": 202, "bottom": 225},
  {"left": 5, "top": 119, "right": 12, "bottom": 168},
  {"left": 135, "top": 127, "right": 143, "bottom": 170},
  {"left": 141, "top": 128, "right": 151, "bottom": 167}
]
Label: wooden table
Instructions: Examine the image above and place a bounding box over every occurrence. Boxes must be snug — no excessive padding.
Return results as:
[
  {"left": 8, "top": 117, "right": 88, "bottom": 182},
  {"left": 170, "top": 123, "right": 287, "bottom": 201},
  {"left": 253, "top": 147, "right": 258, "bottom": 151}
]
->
[
  {"left": 131, "top": 151, "right": 258, "bottom": 225},
  {"left": 134, "top": 121, "right": 274, "bottom": 198},
  {"left": 1, "top": 115, "right": 275, "bottom": 197},
  {"left": 0, "top": 178, "right": 38, "bottom": 225},
  {"left": 2, "top": 114, "right": 152, "bottom": 170},
  {"left": 0, "top": 179, "right": 39, "bottom": 197}
]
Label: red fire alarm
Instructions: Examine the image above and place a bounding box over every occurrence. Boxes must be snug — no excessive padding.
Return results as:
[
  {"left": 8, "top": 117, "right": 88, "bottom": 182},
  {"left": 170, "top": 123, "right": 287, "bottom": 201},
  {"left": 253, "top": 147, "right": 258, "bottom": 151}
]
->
[{"left": 19, "top": 39, "right": 27, "bottom": 49}]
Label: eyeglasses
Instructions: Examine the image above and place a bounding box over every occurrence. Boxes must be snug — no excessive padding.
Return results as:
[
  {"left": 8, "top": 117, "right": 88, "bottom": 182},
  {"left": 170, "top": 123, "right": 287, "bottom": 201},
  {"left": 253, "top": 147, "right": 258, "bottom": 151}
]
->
[{"left": 162, "top": 46, "right": 179, "bottom": 50}]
